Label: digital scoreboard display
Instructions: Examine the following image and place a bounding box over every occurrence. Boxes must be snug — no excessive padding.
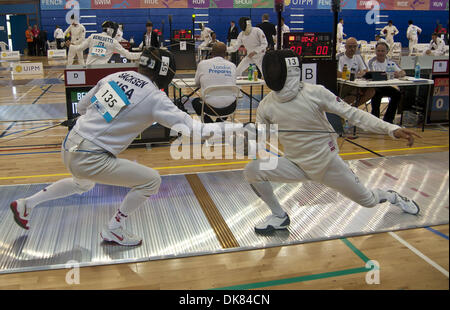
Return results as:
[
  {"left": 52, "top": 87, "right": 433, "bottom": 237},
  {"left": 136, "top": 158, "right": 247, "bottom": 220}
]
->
[{"left": 283, "top": 32, "right": 333, "bottom": 59}]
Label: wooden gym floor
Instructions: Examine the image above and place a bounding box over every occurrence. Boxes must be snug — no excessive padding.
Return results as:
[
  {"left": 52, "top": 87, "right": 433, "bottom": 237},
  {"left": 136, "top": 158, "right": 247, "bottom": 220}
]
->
[{"left": 0, "top": 57, "right": 448, "bottom": 289}]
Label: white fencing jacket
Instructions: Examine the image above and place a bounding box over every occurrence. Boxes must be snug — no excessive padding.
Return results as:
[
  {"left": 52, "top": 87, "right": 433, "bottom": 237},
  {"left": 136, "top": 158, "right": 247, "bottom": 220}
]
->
[
  {"left": 407, "top": 24, "right": 422, "bottom": 41},
  {"left": 427, "top": 37, "right": 446, "bottom": 56},
  {"left": 337, "top": 23, "right": 345, "bottom": 40},
  {"left": 75, "top": 32, "right": 141, "bottom": 65},
  {"left": 64, "top": 23, "right": 86, "bottom": 45},
  {"left": 256, "top": 71, "right": 400, "bottom": 181},
  {"left": 227, "top": 27, "right": 268, "bottom": 57},
  {"left": 73, "top": 71, "right": 242, "bottom": 155},
  {"left": 380, "top": 25, "right": 399, "bottom": 42}
]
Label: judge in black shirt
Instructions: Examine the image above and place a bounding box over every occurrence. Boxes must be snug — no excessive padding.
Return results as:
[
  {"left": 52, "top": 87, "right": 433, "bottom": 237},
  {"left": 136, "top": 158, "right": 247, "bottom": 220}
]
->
[
  {"left": 227, "top": 21, "right": 239, "bottom": 65},
  {"left": 257, "top": 13, "right": 276, "bottom": 50},
  {"left": 227, "top": 21, "right": 238, "bottom": 43},
  {"left": 140, "top": 22, "right": 159, "bottom": 49}
]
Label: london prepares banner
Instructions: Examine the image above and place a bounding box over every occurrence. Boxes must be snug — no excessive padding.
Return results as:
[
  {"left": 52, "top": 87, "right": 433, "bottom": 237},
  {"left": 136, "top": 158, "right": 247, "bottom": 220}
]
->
[{"left": 40, "top": 0, "right": 448, "bottom": 9}]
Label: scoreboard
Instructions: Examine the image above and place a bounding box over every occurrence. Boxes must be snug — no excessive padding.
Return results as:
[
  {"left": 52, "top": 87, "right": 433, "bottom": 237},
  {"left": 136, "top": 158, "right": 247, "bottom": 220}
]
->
[{"left": 283, "top": 32, "right": 333, "bottom": 60}]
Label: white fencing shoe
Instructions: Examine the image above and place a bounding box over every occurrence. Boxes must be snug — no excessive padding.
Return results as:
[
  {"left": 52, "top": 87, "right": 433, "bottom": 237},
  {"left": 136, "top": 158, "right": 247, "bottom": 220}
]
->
[
  {"left": 100, "top": 226, "right": 142, "bottom": 246},
  {"left": 10, "top": 199, "right": 31, "bottom": 230},
  {"left": 255, "top": 213, "right": 290, "bottom": 233},
  {"left": 387, "top": 190, "right": 420, "bottom": 215}
]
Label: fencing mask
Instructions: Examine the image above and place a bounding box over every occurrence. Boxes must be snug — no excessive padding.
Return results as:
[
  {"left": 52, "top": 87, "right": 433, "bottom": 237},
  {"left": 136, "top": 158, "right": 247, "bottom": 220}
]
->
[
  {"left": 102, "top": 21, "right": 119, "bottom": 38},
  {"left": 239, "top": 17, "right": 251, "bottom": 33},
  {"left": 139, "top": 47, "right": 176, "bottom": 89},
  {"left": 262, "top": 49, "right": 301, "bottom": 92}
]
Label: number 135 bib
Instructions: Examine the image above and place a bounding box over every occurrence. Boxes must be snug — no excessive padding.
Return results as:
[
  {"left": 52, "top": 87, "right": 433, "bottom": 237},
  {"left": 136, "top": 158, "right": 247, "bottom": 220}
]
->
[{"left": 90, "top": 81, "right": 130, "bottom": 123}]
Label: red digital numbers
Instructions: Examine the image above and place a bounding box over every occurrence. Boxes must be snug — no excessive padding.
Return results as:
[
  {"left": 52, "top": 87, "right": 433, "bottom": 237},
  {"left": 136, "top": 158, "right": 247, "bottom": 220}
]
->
[
  {"left": 290, "top": 45, "right": 329, "bottom": 56},
  {"left": 316, "top": 46, "right": 329, "bottom": 55},
  {"left": 290, "top": 46, "right": 302, "bottom": 55}
]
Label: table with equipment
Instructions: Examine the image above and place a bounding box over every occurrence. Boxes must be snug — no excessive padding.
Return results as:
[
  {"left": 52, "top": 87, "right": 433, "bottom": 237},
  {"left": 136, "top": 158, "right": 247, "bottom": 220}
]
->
[
  {"left": 170, "top": 77, "right": 266, "bottom": 123},
  {"left": 337, "top": 76, "right": 435, "bottom": 131}
]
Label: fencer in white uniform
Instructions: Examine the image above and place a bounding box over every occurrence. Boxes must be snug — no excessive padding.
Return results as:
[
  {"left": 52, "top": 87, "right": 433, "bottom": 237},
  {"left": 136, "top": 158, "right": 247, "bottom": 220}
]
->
[
  {"left": 10, "top": 47, "right": 243, "bottom": 246},
  {"left": 198, "top": 23, "right": 213, "bottom": 49},
  {"left": 337, "top": 18, "right": 346, "bottom": 52},
  {"left": 407, "top": 20, "right": 422, "bottom": 55},
  {"left": 227, "top": 17, "right": 267, "bottom": 77},
  {"left": 74, "top": 21, "right": 141, "bottom": 65},
  {"left": 380, "top": 21, "right": 399, "bottom": 53},
  {"left": 65, "top": 19, "right": 86, "bottom": 65},
  {"left": 425, "top": 33, "right": 446, "bottom": 56},
  {"left": 240, "top": 49, "right": 421, "bottom": 233},
  {"left": 115, "top": 24, "right": 124, "bottom": 42}
]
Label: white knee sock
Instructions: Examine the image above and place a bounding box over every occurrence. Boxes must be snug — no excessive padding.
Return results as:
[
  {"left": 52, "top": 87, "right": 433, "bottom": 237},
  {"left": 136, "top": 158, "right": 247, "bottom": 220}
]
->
[
  {"left": 25, "top": 178, "right": 84, "bottom": 209},
  {"left": 108, "top": 188, "right": 150, "bottom": 229},
  {"left": 250, "top": 182, "right": 286, "bottom": 217}
]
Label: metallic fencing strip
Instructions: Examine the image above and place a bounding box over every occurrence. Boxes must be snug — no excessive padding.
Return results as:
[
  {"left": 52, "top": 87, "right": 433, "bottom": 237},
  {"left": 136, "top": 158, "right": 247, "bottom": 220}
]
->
[
  {"left": 0, "top": 175, "right": 222, "bottom": 274},
  {"left": 0, "top": 153, "right": 447, "bottom": 274},
  {"left": 199, "top": 152, "right": 449, "bottom": 249}
]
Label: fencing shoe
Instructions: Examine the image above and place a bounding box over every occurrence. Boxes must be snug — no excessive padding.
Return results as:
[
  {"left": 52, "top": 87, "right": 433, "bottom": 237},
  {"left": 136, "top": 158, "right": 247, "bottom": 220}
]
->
[
  {"left": 387, "top": 190, "right": 420, "bottom": 215},
  {"left": 10, "top": 199, "right": 31, "bottom": 230},
  {"left": 101, "top": 225, "right": 142, "bottom": 246},
  {"left": 255, "top": 213, "right": 290, "bottom": 233}
]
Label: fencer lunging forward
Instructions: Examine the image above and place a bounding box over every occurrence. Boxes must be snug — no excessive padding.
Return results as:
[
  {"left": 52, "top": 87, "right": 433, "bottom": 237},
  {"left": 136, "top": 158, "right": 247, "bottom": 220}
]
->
[
  {"left": 10, "top": 47, "right": 242, "bottom": 246},
  {"left": 242, "top": 49, "right": 421, "bottom": 233},
  {"left": 227, "top": 17, "right": 268, "bottom": 77}
]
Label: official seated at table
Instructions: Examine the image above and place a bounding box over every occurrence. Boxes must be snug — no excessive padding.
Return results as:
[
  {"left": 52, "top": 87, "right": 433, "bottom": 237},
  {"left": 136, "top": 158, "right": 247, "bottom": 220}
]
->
[
  {"left": 192, "top": 42, "right": 238, "bottom": 123},
  {"left": 207, "top": 32, "right": 221, "bottom": 47},
  {"left": 424, "top": 32, "right": 446, "bottom": 56},
  {"left": 337, "top": 37, "right": 375, "bottom": 107},
  {"left": 368, "top": 41, "right": 406, "bottom": 124}
]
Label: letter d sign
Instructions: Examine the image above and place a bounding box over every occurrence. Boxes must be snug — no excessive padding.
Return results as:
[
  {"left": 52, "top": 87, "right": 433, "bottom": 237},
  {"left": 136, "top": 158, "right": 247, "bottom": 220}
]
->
[
  {"left": 365, "top": 260, "right": 380, "bottom": 284},
  {"left": 65, "top": 260, "right": 80, "bottom": 285}
]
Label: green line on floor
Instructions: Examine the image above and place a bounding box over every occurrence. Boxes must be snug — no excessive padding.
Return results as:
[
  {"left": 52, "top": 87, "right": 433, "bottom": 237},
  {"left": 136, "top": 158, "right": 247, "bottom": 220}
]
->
[
  {"left": 211, "top": 266, "right": 370, "bottom": 290},
  {"left": 341, "top": 238, "right": 371, "bottom": 264}
]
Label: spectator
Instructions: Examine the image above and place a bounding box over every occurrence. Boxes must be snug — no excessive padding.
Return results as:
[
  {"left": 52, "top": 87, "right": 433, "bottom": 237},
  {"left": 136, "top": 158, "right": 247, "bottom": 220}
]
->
[
  {"left": 25, "top": 26, "right": 34, "bottom": 56},
  {"left": 54, "top": 25, "right": 65, "bottom": 49},
  {"left": 32, "top": 25, "right": 40, "bottom": 57},
  {"left": 37, "top": 30, "right": 48, "bottom": 56}
]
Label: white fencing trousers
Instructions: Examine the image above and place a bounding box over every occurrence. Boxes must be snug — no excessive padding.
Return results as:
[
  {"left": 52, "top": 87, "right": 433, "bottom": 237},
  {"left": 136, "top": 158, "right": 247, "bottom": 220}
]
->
[
  {"left": 244, "top": 155, "right": 380, "bottom": 209},
  {"left": 408, "top": 38, "right": 418, "bottom": 55},
  {"left": 386, "top": 38, "right": 395, "bottom": 56},
  {"left": 236, "top": 53, "right": 264, "bottom": 78},
  {"left": 67, "top": 44, "right": 85, "bottom": 66},
  {"left": 26, "top": 131, "right": 161, "bottom": 217}
]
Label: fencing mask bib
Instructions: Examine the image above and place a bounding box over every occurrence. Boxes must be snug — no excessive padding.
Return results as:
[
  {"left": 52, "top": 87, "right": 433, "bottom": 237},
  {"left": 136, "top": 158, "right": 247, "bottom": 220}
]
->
[
  {"left": 139, "top": 47, "right": 176, "bottom": 89},
  {"left": 262, "top": 49, "right": 301, "bottom": 92}
]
